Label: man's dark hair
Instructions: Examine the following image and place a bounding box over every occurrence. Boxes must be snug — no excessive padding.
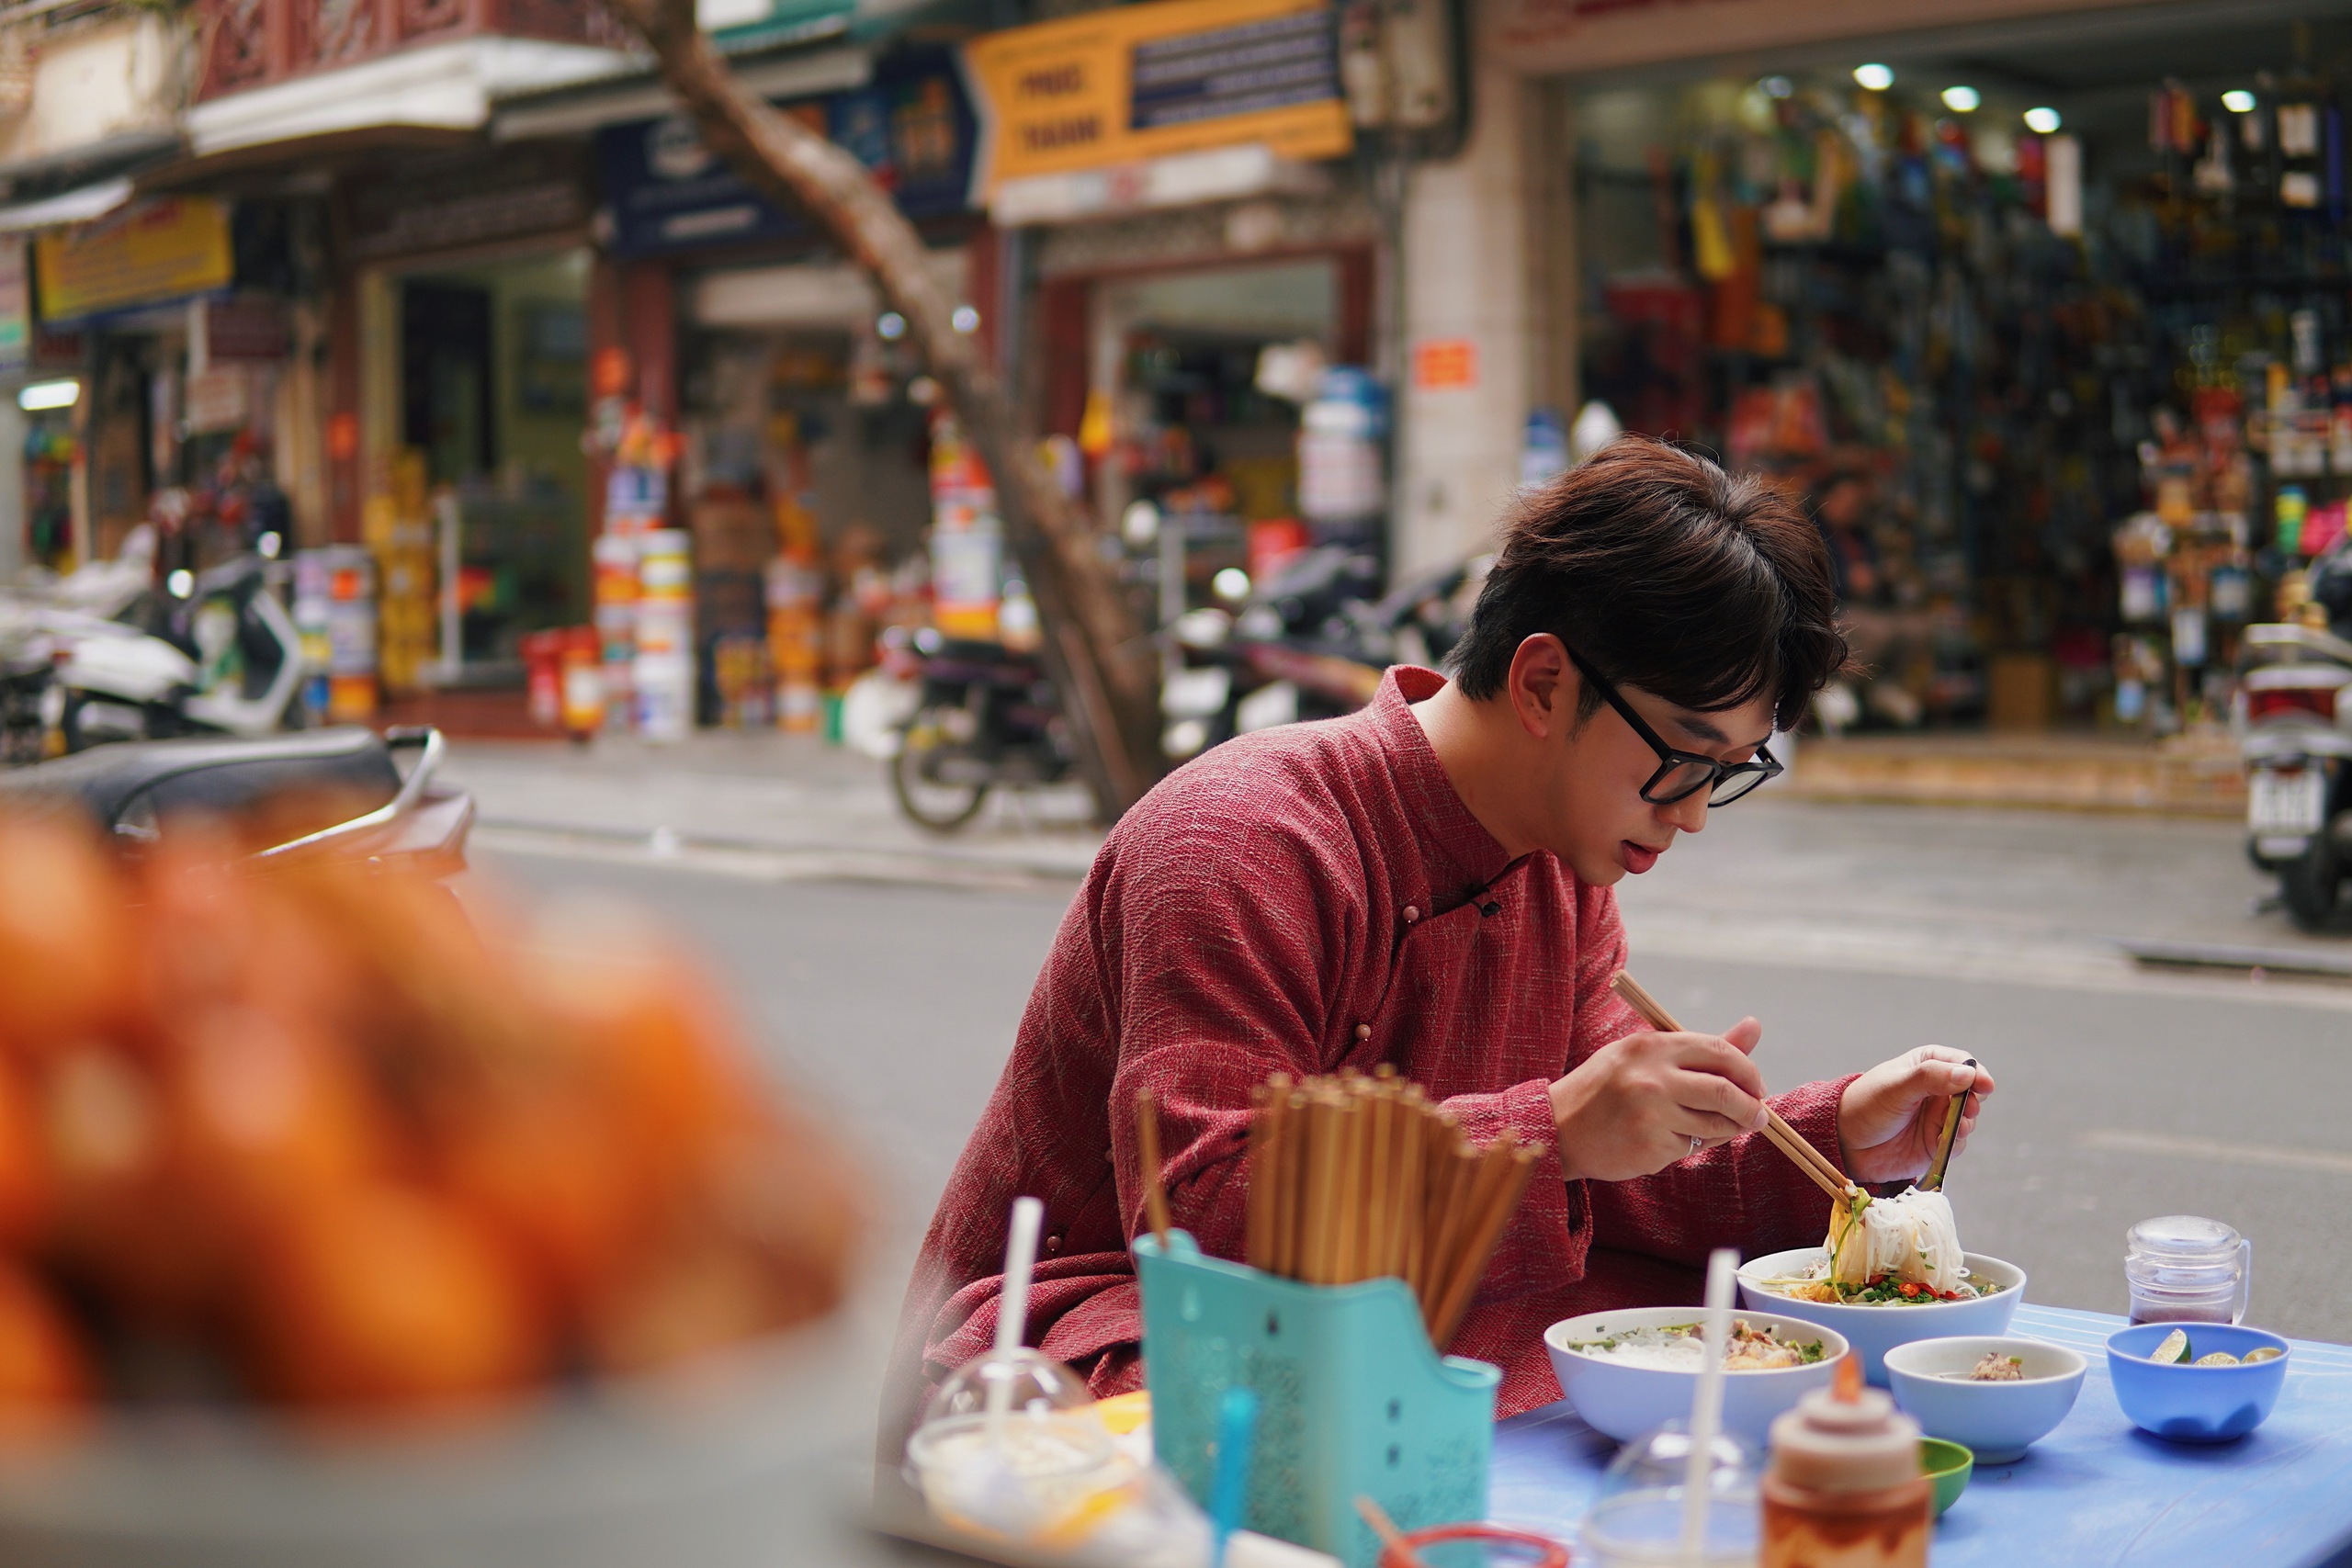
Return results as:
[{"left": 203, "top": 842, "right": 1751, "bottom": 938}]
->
[{"left": 1450, "top": 435, "right": 1849, "bottom": 733}]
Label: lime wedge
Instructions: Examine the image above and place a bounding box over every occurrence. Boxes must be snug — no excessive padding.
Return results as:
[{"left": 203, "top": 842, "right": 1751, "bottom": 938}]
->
[
  {"left": 2245, "top": 1347, "right": 2284, "bottom": 1364},
  {"left": 2195, "top": 1351, "right": 2240, "bottom": 1367},
  {"left": 2152, "top": 1329, "right": 2191, "bottom": 1365}
]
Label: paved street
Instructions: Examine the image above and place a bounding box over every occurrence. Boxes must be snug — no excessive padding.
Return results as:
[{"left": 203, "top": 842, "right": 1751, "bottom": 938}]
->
[
  {"left": 462, "top": 746, "right": 2352, "bottom": 1483},
  {"left": 447, "top": 730, "right": 2352, "bottom": 965}
]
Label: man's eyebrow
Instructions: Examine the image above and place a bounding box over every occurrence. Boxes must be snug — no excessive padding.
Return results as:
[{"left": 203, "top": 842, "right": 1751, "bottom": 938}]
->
[
  {"left": 1670, "top": 711, "right": 1773, "bottom": 751},
  {"left": 1672, "top": 712, "right": 1732, "bottom": 745}
]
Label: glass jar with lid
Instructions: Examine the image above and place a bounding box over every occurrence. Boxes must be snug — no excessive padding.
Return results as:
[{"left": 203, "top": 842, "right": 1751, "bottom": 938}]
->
[{"left": 2125, "top": 1214, "right": 2251, "bottom": 1325}]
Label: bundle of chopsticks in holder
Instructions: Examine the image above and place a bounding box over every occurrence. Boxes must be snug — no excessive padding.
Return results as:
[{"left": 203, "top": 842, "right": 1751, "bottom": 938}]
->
[
  {"left": 1240, "top": 1067, "right": 1537, "bottom": 1351},
  {"left": 1609, "top": 971, "right": 1864, "bottom": 1209}
]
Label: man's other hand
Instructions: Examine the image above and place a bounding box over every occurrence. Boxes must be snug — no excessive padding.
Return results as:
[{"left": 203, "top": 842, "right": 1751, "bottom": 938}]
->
[
  {"left": 1837, "top": 1047, "right": 1995, "bottom": 1185},
  {"left": 1549, "top": 1018, "right": 1771, "bottom": 1182}
]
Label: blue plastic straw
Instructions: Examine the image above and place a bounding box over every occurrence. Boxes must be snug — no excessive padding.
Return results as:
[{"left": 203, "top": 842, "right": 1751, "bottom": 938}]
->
[{"left": 1210, "top": 1385, "right": 1261, "bottom": 1566}]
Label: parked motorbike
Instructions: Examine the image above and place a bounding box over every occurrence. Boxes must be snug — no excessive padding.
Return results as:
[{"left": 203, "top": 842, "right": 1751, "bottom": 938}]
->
[
  {"left": 1160, "top": 548, "right": 1485, "bottom": 760},
  {"left": 2, "top": 550, "right": 305, "bottom": 754},
  {"left": 2238, "top": 620, "right": 2352, "bottom": 929},
  {"left": 886, "top": 626, "right": 1073, "bottom": 833},
  {"left": 0, "top": 725, "right": 472, "bottom": 875}
]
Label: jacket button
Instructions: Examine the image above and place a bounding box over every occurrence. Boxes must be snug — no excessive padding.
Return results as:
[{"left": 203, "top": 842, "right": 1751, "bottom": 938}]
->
[
  {"left": 1403, "top": 905, "right": 1420, "bottom": 923},
  {"left": 1355, "top": 1022, "right": 1372, "bottom": 1041},
  {"left": 1046, "top": 1232, "right": 1064, "bottom": 1255}
]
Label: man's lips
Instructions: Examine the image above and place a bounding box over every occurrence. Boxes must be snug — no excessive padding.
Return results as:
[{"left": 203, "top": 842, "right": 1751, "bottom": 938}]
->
[{"left": 1621, "top": 840, "right": 1663, "bottom": 874}]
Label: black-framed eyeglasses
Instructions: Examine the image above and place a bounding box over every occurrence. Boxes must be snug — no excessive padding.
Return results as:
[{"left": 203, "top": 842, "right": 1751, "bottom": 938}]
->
[{"left": 1566, "top": 648, "right": 1782, "bottom": 807}]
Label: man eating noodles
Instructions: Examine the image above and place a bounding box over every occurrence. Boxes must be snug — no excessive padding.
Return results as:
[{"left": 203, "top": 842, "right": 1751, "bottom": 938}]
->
[{"left": 884, "top": 436, "right": 1996, "bottom": 1435}]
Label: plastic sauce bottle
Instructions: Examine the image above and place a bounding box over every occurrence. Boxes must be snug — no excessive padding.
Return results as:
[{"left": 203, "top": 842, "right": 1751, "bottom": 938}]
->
[{"left": 1761, "top": 1353, "right": 1931, "bottom": 1568}]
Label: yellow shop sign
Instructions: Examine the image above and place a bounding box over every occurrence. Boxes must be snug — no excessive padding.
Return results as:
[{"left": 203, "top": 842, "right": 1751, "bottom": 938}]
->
[
  {"left": 36, "top": 197, "right": 234, "bottom": 322},
  {"left": 963, "top": 0, "right": 1350, "bottom": 196}
]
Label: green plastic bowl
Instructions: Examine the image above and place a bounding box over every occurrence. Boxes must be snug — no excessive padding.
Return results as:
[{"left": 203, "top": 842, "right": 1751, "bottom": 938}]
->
[{"left": 1921, "top": 1438, "right": 1973, "bottom": 1517}]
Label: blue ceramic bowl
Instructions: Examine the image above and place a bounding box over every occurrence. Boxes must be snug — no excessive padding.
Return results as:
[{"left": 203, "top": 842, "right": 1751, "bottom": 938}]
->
[{"left": 2106, "top": 1323, "right": 2290, "bottom": 1443}]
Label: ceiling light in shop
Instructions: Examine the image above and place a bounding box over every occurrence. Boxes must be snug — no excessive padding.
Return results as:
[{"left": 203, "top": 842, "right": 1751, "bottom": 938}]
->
[
  {"left": 1941, "top": 85, "right": 1981, "bottom": 113},
  {"left": 1758, "top": 75, "right": 1792, "bottom": 98},
  {"left": 1853, "top": 63, "right": 1894, "bottom": 92},
  {"left": 2222, "top": 90, "right": 2257, "bottom": 114},
  {"left": 950, "top": 304, "right": 979, "bottom": 333},
  {"left": 17, "top": 379, "right": 75, "bottom": 412},
  {"left": 2024, "top": 107, "right": 2062, "bottom": 134},
  {"left": 876, "top": 311, "right": 907, "bottom": 341}
]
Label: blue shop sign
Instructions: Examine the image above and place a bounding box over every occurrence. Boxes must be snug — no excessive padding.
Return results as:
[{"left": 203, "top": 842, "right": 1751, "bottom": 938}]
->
[{"left": 597, "top": 49, "right": 976, "bottom": 257}]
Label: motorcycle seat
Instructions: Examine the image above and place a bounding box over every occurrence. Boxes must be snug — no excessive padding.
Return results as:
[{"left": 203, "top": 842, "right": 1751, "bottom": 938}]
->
[{"left": 0, "top": 728, "right": 401, "bottom": 838}]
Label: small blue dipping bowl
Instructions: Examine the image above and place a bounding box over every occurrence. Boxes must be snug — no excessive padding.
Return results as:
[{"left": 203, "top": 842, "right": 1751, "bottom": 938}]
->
[{"left": 2106, "top": 1323, "right": 2290, "bottom": 1443}]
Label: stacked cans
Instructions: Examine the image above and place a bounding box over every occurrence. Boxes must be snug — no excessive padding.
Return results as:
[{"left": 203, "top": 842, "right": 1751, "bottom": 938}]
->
[
  {"left": 765, "top": 553, "right": 824, "bottom": 734},
  {"left": 601, "top": 457, "right": 692, "bottom": 740},
  {"left": 928, "top": 412, "right": 1001, "bottom": 641},
  {"left": 633, "top": 531, "right": 695, "bottom": 743},
  {"left": 292, "top": 547, "right": 378, "bottom": 724},
  {"left": 592, "top": 533, "right": 639, "bottom": 731}
]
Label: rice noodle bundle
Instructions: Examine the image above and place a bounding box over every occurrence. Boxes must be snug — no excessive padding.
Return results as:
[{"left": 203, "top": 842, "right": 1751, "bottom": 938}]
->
[{"left": 1825, "top": 1187, "right": 1964, "bottom": 1292}]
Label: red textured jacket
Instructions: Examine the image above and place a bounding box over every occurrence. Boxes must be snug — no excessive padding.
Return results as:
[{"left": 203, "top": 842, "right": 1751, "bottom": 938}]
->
[{"left": 882, "top": 666, "right": 1851, "bottom": 1444}]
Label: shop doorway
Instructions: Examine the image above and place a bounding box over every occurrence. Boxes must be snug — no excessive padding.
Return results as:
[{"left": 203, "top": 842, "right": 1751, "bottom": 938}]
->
[
  {"left": 1093, "top": 258, "right": 1340, "bottom": 538},
  {"left": 390, "top": 248, "right": 590, "bottom": 681},
  {"left": 401, "top": 282, "right": 493, "bottom": 485},
  {"left": 677, "top": 252, "right": 969, "bottom": 727},
  {"left": 1057, "top": 253, "right": 1369, "bottom": 635}
]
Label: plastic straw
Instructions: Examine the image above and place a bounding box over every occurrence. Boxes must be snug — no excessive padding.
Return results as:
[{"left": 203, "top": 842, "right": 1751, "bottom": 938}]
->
[
  {"left": 987, "top": 1195, "right": 1045, "bottom": 1437},
  {"left": 1211, "top": 1384, "right": 1261, "bottom": 1566},
  {"left": 1680, "top": 1247, "right": 1739, "bottom": 1562}
]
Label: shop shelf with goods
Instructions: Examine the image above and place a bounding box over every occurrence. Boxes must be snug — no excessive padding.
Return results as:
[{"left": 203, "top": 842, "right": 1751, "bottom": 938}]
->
[
  {"left": 1572, "top": 36, "right": 2352, "bottom": 740},
  {"left": 365, "top": 453, "right": 439, "bottom": 704},
  {"left": 427, "top": 479, "right": 583, "bottom": 689},
  {"left": 673, "top": 326, "right": 933, "bottom": 738},
  {"left": 691, "top": 488, "right": 778, "bottom": 728}
]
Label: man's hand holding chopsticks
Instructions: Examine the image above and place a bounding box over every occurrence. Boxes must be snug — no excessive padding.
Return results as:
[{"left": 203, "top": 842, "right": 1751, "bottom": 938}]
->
[
  {"left": 1548, "top": 1017, "right": 1774, "bottom": 1182},
  {"left": 1836, "top": 1047, "right": 1996, "bottom": 1185}
]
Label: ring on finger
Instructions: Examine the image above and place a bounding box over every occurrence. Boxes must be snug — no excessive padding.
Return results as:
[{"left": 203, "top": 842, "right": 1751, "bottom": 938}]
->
[{"left": 1687, "top": 1134, "right": 1702, "bottom": 1158}]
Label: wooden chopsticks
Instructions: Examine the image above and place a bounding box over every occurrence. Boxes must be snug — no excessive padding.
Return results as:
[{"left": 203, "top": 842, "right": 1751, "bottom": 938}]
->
[
  {"left": 1238, "top": 1067, "right": 1536, "bottom": 1350},
  {"left": 1136, "top": 1089, "right": 1173, "bottom": 1244},
  {"left": 1609, "top": 971, "right": 1860, "bottom": 1206}
]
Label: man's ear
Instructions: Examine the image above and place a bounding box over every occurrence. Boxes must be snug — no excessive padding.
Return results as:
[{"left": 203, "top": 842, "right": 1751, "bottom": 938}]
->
[{"left": 1508, "top": 634, "right": 1574, "bottom": 740}]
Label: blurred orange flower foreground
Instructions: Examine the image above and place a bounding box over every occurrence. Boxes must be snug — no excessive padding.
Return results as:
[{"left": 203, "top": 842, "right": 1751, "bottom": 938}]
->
[{"left": 0, "top": 812, "right": 860, "bottom": 1428}]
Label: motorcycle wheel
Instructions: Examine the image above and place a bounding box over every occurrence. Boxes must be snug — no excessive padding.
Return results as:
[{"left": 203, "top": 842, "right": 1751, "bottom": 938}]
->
[
  {"left": 2282, "top": 839, "right": 2343, "bottom": 931},
  {"left": 891, "top": 709, "right": 990, "bottom": 833}
]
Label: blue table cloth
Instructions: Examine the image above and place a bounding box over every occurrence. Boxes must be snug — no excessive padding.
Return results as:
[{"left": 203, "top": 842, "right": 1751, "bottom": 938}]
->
[{"left": 1491, "top": 1303, "right": 2352, "bottom": 1568}]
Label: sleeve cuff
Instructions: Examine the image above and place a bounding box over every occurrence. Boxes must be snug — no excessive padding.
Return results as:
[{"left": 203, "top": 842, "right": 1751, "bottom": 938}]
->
[{"left": 1438, "top": 1077, "right": 1591, "bottom": 1292}]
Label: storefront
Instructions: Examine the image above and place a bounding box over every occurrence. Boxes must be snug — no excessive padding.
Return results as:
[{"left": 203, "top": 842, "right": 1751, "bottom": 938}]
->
[
  {"left": 13, "top": 192, "right": 302, "bottom": 575},
  {"left": 342, "top": 142, "right": 595, "bottom": 695},
  {"left": 969, "top": 0, "right": 1375, "bottom": 637},
  {"left": 573, "top": 42, "right": 980, "bottom": 730},
  {"left": 1532, "top": 5, "right": 2352, "bottom": 739}
]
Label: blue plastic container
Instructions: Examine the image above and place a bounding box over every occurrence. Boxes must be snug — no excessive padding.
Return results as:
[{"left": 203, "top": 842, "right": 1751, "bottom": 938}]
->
[
  {"left": 2107, "top": 1323, "right": 2290, "bottom": 1443},
  {"left": 1135, "top": 1231, "right": 1498, "bottom": 1568}
]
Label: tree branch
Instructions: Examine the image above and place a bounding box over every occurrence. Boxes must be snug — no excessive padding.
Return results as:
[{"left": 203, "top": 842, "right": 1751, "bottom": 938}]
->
[{"left": 604, "top": 0, "right": 1163, "bottom": 817}]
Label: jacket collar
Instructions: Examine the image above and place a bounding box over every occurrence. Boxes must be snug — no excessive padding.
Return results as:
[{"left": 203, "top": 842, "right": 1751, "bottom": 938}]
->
[{"left": 1368, "top": 666, "right": 1516, "bottom": 902}]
